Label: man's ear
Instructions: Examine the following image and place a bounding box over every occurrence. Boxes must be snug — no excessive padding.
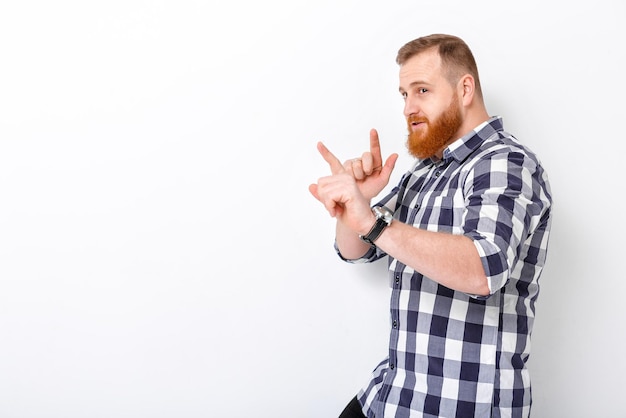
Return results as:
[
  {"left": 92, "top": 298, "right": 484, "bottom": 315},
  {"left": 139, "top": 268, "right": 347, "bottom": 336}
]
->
[{"left": 459, "top": 74, "right": 475, "bottom": 106}]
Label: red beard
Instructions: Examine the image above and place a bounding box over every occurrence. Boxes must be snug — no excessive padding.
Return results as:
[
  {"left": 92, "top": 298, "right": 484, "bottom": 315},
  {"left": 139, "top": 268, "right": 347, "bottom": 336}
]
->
[{"left": 406, "top": 96, "right": 463, "bottom": 159}]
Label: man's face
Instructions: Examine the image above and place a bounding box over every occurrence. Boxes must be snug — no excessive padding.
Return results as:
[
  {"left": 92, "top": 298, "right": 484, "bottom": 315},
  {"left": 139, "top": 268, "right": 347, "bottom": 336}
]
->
[
  {"left": 399, "top": 50, "right": 463, "bottom": 159},
  {"left": 405, "top": 94, "right": 462, "bottom": 159}
]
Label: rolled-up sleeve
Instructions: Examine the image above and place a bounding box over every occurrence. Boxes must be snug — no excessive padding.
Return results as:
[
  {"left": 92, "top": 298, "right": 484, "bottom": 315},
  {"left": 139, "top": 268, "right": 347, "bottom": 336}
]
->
[{"left": 463, "top": 149, "right": 550, "bottom": 294}]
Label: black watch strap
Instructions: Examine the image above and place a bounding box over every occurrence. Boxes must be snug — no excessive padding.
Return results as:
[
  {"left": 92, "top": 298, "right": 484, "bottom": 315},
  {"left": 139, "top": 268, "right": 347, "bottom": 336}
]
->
[
  {"left": 360, "top": 218, "right": 389, "bottom": 245},
  {"left": 359, "top": 206, "right": 393, "bottom": 246}
]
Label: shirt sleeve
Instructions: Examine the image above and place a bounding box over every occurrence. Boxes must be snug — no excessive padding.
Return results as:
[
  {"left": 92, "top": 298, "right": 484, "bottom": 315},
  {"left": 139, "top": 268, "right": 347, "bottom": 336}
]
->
[
  {"left": 334, "top": 241, "right": 382, "bottom": 263},
  {"left": 462, "top": 148, "right": 551, "bottom": 295}
]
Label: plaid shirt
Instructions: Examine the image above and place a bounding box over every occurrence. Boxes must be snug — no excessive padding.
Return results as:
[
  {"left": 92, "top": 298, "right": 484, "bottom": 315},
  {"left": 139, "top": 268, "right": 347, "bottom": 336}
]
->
[{"left": 339, "top": 117, "right": 552, "bottom": 417}]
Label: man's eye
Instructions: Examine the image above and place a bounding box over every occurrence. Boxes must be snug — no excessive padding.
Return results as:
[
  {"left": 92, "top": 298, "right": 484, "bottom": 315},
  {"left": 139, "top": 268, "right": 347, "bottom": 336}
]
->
[
  {"left": 418, "top": 88, "right": 428, "bottom": 94},
  {"left": 401, "top": 92, "right": 408, "bottom": 99}
]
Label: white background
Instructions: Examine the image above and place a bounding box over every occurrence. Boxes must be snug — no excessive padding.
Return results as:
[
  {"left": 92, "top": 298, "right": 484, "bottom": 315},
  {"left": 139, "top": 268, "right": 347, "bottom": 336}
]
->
[{"left": 1, "top": 1, "right": 624, "bottom": 417}]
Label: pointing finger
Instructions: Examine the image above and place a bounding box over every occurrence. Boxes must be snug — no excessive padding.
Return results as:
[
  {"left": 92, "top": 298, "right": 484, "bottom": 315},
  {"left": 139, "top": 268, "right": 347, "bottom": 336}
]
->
[{"left": 317, "top": 141, "right": 344, "bottom": 175}]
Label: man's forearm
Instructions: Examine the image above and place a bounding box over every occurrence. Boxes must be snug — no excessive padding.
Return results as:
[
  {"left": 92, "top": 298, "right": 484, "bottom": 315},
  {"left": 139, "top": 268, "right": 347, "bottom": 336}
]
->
[
  {"left": 335, "top": 219, "right": 375, "bottom": 261},
  {"left": 374, "top": 221, "right": 490, "bottom": 296}
]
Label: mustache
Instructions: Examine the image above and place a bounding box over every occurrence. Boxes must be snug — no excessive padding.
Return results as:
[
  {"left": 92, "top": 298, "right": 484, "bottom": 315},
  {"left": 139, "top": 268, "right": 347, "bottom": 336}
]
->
[{"left": 407, "top": 114, "right": 428, "bottom": 124}]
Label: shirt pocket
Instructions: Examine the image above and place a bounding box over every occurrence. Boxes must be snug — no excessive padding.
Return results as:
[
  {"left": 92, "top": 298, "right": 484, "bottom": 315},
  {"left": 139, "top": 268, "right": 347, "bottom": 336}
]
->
[{"left": 418, "top": 195, "right": 463, "bottom": 234}]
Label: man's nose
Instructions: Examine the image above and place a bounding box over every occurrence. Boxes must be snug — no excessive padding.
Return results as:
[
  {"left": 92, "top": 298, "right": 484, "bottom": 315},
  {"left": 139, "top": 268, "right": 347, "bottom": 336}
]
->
[{"left": 403, "top": 97, "right": 418, "bottom": 118}]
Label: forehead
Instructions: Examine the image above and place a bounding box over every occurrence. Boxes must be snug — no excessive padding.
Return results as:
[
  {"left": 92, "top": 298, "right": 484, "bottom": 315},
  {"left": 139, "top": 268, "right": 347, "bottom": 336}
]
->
[{"left": 399, "top": 49, "right": 444, "bottom": 88}]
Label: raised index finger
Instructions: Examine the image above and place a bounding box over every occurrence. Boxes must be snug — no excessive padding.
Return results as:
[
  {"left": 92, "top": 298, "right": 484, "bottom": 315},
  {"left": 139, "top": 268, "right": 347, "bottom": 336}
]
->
[
  {"left": 369, "top": 129, "right": 383, "bottom": 170},
  {"left": 317, "top": 141, "right": 344, "bottom": 175}
]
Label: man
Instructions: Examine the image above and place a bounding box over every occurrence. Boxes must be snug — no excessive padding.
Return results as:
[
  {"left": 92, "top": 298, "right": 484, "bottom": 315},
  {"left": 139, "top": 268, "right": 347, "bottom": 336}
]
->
[{"left": 309, "top": 34, "right": 552, "bottom": 418}]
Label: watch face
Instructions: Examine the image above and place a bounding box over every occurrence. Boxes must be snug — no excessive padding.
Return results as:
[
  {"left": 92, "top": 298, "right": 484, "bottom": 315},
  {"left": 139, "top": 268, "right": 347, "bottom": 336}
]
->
[{"left": 373, "top": 206, "right": 393, "bottom": 223}]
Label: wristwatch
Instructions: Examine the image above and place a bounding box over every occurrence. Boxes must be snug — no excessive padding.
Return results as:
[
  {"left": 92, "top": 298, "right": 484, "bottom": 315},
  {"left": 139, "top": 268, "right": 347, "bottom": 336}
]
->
[{"left": 359, "top": 206, "right": 393, "bottom": 246}]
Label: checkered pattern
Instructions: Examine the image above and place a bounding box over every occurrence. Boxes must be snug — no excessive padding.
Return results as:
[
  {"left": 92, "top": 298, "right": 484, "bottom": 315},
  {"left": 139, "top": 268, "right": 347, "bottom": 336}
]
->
[{"left": 339, "top": 117, "right": 552, "bottom": 417}]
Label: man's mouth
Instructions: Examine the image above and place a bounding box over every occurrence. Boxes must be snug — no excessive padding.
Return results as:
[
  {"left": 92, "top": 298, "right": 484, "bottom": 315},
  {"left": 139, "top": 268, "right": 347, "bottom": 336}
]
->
[{"left": 410, "top": 121, "right": 426, "bottom": 131}]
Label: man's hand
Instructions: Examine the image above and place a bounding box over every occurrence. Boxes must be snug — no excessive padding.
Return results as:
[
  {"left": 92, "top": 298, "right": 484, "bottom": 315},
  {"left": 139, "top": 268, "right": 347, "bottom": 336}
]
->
[
  {"left": 313, "top": 129, "right": 398, "bottom": 200},
  {"left": 308, "top": 129, "right": 398, "bottom": 233}
]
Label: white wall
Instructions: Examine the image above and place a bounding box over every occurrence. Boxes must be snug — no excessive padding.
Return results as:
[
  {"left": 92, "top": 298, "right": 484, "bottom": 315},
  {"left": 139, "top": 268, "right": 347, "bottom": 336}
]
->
[{"left": 1, "top": 1, "right": 624, "bottom": 417}]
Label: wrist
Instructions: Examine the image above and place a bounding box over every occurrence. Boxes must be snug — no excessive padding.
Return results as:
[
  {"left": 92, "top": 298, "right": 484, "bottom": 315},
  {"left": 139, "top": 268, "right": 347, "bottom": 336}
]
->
[
  {"left": 359, "top": 206, "right": 393, "bottom": 246},
  {"left": 358, "top": 213, "right": 377, "bottom": 237}
]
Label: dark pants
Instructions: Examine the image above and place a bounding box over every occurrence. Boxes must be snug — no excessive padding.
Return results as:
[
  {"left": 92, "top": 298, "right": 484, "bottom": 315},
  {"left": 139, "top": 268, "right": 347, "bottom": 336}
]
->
[{"left": 339, "top": 396, "right": 367, "bottom": 418}]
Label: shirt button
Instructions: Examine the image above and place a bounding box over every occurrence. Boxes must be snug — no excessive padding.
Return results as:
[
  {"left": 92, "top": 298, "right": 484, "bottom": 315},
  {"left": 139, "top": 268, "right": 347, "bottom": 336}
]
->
[
  {"left": 395, "top": 276, "right": 400, "bottom": 285},
  {"left": 392, "top": 320, "right": 398, "bottom": 328},
  {"left": 435, "top": 170, "right": 441, "bottom": 177},
  {"left": 390, "top": 364, "right": 395, "bottom": 370}
]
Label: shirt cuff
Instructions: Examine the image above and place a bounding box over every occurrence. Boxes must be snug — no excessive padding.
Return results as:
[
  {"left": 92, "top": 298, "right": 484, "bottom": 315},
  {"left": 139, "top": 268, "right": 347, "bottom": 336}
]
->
[{"left": 334, "top": 241, "right": 379, "bottom": 264}]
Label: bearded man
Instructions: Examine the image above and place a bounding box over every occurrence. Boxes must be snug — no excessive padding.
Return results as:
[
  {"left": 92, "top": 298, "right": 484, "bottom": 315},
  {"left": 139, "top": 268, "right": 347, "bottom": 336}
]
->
[{"left": 310, "top": 34, "right": 553, "bottom": 418}]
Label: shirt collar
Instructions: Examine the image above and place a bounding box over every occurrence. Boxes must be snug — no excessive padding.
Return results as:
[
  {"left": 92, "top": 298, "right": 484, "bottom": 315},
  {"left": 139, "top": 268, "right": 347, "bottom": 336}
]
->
[
  {"left": 423, "top": 116, "right": 504, "bottom": 166},
  {"left": 424, "top": 116, "right": 504, "bottom": 166}
]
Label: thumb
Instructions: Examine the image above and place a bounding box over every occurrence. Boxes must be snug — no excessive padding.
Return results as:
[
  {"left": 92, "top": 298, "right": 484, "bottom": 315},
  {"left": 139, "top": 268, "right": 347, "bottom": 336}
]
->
[{"left": 380, "top": 153, "right": 399, "bottom": 181}]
